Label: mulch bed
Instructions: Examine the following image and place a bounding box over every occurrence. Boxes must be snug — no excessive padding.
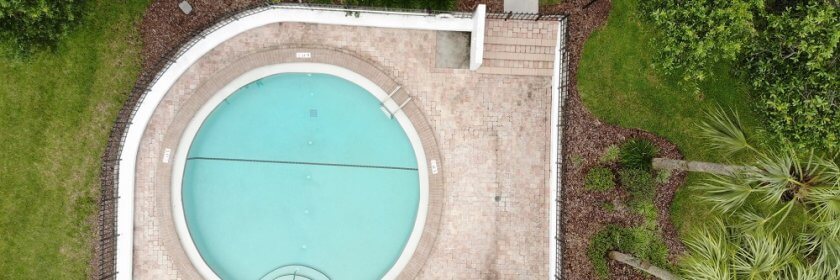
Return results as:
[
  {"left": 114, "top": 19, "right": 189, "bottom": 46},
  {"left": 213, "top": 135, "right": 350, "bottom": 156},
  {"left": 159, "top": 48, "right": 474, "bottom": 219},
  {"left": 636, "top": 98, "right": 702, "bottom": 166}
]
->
[
  {"left": 542, "top": 0, "right": 688, "bottom": 279},
  {"left": 134, "top": 0, "right": 686, "bottom": 279},
  {"left": 140, "top": 0, "right": 265, "bottom": 72}
]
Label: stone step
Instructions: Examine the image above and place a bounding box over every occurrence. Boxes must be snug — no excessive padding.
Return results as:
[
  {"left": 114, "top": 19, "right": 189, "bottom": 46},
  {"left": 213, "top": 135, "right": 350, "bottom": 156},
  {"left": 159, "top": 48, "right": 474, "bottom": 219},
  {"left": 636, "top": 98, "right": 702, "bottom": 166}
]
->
[
  {"left": 483, "top": 51, "right": 554, "bottom": 62},
  {"left": 482, "top": 58, "right": 553, "bottom": 69},
  {"left": 476, "top": 66, "right": 554, "bottom": 76},
  {"left": 484, "top": 36, "right": 556, "bottom": 47}
]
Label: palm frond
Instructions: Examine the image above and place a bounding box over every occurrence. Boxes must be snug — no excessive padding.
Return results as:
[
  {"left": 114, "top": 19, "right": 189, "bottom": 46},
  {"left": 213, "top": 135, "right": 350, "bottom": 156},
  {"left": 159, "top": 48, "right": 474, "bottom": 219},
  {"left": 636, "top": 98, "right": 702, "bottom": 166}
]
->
[
  {"left": 749, "top": 150, "right": 795, "bottom": 205},
  {"left": 697, "top": 106, "right": 753, "bottom": 156},
  {"left": 681, "top": 219, "right": 732, "bottom": 280},
  {"left": 806, "top": 187, "right": 840, "bottom": 225},
  {"left": 819, "top": 153, "right": 840, "bottom": 187},
  {"left": 736, "top": 208, "right": 772, "bottom": 233},
  {"left": 694, "top": 174, "right": 754, "bottom": 214},
  {"left": 732, "top": 231, "right": 797, "bottom": 279},
  {"left": 801, "top": 232, "right": 840, "bottom": 277}
]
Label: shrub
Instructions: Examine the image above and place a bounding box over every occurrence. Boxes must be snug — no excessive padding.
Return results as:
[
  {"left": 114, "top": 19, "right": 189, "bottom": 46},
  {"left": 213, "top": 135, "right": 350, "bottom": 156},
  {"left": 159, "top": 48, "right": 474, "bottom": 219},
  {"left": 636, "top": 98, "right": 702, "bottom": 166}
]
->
[
  {"left": 640, "top": 0, "right": 763, "bottom": 84},
  {"left": 741, "top": 2, "right": 839, "bottom": 150},
  {"left": 0, "top": 1, "right": 86, "bottom": 53},
  {"left": 600, "top": 145, "right": 620, "bottom": 163},
  {"left": 655, "top": 169, "right": 672, "bottom": 184},
  {"left": 585, "top": 166, "right": 616, "bottom": 192},
  {"left": 587, "top": 225, "right": 671, "bottom": 280},
  {"left": 602, "top": 201, "right": 616, "bottom": 212},
  {"left": 620, "top": 168, "right": 655, "bottom": 203},
  {"left": 619, "top": 139, "right": 660, "bottom": 170}
]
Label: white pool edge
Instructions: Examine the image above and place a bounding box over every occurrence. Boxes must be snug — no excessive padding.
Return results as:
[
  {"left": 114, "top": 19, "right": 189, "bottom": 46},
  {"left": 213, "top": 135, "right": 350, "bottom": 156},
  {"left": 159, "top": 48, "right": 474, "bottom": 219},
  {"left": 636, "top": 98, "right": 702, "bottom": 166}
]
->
[
  {"left": 116, "top": 5, "right": 485, "bottom": 279},
  {"left": 170, "top": 63, "right": 429, "bottom": 279}
]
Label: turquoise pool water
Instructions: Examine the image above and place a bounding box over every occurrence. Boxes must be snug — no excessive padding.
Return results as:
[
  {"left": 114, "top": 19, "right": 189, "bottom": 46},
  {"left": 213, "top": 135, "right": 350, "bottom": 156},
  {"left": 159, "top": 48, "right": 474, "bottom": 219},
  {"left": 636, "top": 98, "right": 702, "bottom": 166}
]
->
[{"left": 182, "top": 73, "right": 420, "bottom": 280}]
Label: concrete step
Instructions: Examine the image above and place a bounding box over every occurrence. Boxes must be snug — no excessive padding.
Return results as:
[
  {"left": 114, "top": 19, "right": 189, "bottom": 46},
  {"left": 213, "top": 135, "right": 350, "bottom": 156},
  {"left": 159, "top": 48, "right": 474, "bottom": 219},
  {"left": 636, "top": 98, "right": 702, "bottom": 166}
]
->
[
  {"left": 483, "top": 51, "right": 554, "bottom": 62},
  {"left": 476, "top": 67, "right": 554, "bottom": 76},
  {"left": 484, "top": 36, "right": 556, "bottom": 47},
  {"left": 482, "top": 59, "right": 553, "bottom": 69},
  {"left": 485, "top": 43, "right": 553, "bottom": 55}
]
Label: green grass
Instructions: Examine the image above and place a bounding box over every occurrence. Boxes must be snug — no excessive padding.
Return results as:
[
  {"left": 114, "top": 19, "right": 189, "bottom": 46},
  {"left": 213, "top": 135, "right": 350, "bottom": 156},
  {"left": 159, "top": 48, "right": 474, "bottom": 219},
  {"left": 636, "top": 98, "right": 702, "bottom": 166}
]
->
[
  {"left": 0, "top": 0, "right": 149, "bottom": 278},
  {"left": 577, "top": 0, "right": 764, "bottom": 247}
]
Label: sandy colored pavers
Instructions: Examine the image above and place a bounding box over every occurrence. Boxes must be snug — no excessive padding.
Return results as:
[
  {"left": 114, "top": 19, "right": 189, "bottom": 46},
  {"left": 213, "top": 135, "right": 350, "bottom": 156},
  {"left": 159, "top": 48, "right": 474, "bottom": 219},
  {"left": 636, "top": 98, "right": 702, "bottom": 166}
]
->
[{"left": 133, "top": 19, "right": 557, "bottom": 279}]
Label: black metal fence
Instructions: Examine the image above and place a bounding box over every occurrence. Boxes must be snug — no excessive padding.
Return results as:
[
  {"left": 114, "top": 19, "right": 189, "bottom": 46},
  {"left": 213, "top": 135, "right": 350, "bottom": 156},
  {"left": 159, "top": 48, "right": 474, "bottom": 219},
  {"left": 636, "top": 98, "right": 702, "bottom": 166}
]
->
[
  {"left": 94, "top": 1, "right": 568, "bottom": 279},
  {"left": 554, "top": 15, "right": 570, "bottom": 280},
  {"left": 487, "top": 11, "right": 566, "bottom": 21}
]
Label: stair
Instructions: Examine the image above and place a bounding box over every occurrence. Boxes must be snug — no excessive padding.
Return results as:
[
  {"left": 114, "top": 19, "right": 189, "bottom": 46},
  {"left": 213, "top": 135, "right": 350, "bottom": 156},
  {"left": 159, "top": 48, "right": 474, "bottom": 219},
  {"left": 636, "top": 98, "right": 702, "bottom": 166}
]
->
[{"left": 477, "top": 19, "right": 559, "bottom": 77}]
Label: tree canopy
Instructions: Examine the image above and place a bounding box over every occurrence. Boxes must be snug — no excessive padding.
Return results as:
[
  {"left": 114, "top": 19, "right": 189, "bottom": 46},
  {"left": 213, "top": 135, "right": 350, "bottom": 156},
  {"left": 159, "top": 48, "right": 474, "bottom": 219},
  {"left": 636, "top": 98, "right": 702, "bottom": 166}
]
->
[
  {"left": 0, "top": 0, "right": 86, "bottom": 53},
  {"left": 641, "top": 0, "right": 839, "bottom": 150}
]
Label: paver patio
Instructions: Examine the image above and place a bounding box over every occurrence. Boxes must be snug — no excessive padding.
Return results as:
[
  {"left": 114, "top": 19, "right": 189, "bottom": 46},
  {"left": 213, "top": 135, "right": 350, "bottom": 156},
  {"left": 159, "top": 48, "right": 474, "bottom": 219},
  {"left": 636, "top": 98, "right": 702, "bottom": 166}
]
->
[{"left": 133, "top": 20, "right": 558, "bottom": 279}]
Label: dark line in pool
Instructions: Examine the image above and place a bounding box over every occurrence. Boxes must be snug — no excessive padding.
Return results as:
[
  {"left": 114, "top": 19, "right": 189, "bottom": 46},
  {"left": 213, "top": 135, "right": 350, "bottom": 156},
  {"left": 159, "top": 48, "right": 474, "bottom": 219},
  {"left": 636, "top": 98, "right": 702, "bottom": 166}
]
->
[{"left": 186, "top": 156, "right": 419, "bottom": 171}]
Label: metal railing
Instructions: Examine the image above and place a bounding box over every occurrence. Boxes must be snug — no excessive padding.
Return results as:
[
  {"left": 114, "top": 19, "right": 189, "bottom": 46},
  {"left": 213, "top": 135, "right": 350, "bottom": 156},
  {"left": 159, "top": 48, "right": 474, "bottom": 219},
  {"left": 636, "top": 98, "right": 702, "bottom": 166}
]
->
[
  {"left": 554, "top": 15, "right": 570, "bottom": 280},
  {"left": 487, "top": 11, "right": 566, "bottom": 21},
  {"left": 94, "top": 1, "right": 568, "bottom": 279}
]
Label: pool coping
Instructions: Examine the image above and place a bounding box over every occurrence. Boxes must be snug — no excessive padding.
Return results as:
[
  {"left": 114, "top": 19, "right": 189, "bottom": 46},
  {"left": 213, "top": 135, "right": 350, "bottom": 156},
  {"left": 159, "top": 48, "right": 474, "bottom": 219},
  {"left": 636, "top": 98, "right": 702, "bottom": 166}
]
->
[{"left": 150, "top": 47, "right": 445, "bottom": 279}]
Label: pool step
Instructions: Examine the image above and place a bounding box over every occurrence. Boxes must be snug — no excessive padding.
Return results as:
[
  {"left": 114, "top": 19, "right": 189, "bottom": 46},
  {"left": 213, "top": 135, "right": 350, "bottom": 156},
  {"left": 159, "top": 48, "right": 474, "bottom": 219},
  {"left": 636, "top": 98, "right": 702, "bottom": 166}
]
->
[{"left": 261, "top": 265, "right": 330, "bottom": 280}]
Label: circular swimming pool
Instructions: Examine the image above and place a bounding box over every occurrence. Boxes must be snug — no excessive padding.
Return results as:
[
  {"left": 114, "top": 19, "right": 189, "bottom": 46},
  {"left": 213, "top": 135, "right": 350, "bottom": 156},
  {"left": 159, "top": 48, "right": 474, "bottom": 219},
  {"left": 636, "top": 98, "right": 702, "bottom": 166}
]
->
[{"left": 179, "top": 72, "right": 422, "bottom": 279}]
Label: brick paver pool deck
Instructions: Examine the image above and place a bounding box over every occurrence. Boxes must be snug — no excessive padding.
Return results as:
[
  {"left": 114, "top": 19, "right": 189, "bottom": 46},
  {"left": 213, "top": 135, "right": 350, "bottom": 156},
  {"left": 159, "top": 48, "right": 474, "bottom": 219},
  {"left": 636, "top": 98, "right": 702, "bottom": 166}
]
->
[{"left": 134, "top": 20, "right": 557, "bottom": 279}]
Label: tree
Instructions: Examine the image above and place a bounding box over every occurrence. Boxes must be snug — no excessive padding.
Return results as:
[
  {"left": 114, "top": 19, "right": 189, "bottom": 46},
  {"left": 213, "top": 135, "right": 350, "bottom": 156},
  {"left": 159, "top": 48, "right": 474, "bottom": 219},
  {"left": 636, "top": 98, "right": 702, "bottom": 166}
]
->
[
  {"left": 641, "top": 0, "right": 763, "bottom": 83},
  {"left": 678, "top": 107, "right": 840, "bottom": 279},
  {"left": 0, "top": 0, "right": 86, "bottom": 53},
  {"left": 742, "top": 1, "right": 839, "bottom": 150}
]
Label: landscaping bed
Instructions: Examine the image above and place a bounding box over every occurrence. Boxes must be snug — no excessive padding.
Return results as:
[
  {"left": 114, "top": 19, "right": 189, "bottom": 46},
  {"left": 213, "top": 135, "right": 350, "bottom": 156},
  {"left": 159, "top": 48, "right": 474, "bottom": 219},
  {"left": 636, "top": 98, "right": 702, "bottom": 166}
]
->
[{"left": 543, "top": 0, "right": 693, "bottom": 278}]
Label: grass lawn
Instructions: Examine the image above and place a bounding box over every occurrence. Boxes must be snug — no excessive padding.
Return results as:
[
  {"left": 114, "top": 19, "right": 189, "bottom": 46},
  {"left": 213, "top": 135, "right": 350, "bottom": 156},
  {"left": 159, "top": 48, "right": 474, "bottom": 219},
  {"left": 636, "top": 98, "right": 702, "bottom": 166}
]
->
[
  {"left": 577, "top": 0, "right": 764, "bottom": 242},
  {"left": 0, "top": 0, "right": 149, "bottom": 278}
]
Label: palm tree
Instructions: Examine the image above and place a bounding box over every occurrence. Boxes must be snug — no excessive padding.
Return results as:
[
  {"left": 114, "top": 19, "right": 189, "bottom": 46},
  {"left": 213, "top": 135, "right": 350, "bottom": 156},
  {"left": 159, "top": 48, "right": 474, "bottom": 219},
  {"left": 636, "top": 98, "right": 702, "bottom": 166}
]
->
[{"left": 678, "top": 107, "right": 840, "bottom": 279}]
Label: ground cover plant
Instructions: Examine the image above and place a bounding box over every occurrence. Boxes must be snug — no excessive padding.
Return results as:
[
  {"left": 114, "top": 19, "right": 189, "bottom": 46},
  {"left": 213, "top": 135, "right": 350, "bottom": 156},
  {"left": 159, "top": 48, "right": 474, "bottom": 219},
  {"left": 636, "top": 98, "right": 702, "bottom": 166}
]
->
[
  {"left": 0, "top": 0, "right": 148, "bottom": 277},
  {"left": 585, "top": 166, "right": 616, "bottom": 192},
  {"left": 619, "top": 138, "right": 658, "bottom": 171},
  {"left": 588, "top": 225, "right": 671, "bottom": 279}
]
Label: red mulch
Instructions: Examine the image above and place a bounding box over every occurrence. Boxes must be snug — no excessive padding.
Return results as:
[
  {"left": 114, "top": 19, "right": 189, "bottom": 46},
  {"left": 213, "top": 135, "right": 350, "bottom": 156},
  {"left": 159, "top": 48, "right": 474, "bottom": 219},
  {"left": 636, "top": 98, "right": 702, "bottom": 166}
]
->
[
  {"left": 134, "top": 0, "right": 687, "bottom": 279},
  {"left": 543, "top": 0, "right": 688, "bottom": 279}
]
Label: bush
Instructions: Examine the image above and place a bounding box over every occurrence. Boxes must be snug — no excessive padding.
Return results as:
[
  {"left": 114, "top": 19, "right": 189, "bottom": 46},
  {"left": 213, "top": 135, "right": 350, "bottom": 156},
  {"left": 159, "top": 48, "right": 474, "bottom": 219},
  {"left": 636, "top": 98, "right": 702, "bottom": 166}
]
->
[
  {"left": 742, "top": 2, "right": 839, "bottom": 149},
  {"left": 620, "top": 168, "right": 655, "bottom": 203},
  {"left": 0, "top": 1, "right": 86, "bottom": 53},
  {"left": 587, "top": 225, "right": 670, "bottom": 280},
  {"left": 655, "top": 169, "right": 672, "bottom": 184},
  {"left": 640, "top": 0, "right": 762, "bottom": 84},
  {"left": 600, "top": 145, "right": 620, "bottom": 163},
  {"left": 585, "top": 166, "right": 616, "bottom": 192},
  {"left": 619, "top": 139, "right": 659, "bottom": 170}
]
